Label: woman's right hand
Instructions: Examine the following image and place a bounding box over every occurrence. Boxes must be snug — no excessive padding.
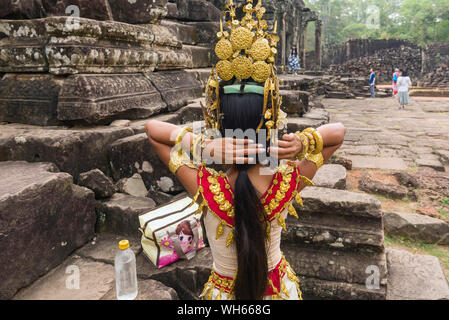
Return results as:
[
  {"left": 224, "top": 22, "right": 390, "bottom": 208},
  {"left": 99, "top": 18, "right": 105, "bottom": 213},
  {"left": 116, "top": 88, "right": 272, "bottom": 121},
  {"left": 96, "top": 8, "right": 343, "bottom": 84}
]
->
[{"left": 202, "top": 138, "right": 265, "bottom": 165}]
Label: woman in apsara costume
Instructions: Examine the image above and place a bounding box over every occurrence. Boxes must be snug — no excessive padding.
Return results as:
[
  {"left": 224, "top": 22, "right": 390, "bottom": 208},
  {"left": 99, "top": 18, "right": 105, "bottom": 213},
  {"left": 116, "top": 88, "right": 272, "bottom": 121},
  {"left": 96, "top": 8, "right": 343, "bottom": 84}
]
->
[{"left": 145, "top": 0, "right": 346, "bottom": 300}]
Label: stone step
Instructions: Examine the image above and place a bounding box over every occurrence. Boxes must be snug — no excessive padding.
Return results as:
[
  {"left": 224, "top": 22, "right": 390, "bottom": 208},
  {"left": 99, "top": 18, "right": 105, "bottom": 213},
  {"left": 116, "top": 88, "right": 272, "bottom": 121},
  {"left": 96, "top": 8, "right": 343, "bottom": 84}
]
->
[
  {"left": 312, "top": 164, "right": 347, "bottom": 190},
  {"left": 280, "top": 90, "right": 310, "bottom": 116},
  {"left": 0, "top": 161, "right": 96, "bottom": 299},
  {"left": 386, "top": 248, "right": 449, "bottom": 300},
  {"left": 13, "top": 234, "right": 178, "bottom": 300},
  {"left": 383, "top": 211, "right": 449, "bottom": 245},
  {"left": 0, "top": 123, "right": 135, "bottom": 180},
  {"left": 96, "top": 193, "right": 157, "bottom": 237},
  {"left": 284, "top": 187, "right": 384, "bottom": 251}
]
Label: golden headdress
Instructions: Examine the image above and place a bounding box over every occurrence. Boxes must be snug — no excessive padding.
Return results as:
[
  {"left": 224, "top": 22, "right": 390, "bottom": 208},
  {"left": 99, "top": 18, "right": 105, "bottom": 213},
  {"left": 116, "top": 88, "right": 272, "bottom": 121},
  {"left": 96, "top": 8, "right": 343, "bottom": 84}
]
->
[{"left": 202, "top": 0, "right": 284, "bottom": 141}]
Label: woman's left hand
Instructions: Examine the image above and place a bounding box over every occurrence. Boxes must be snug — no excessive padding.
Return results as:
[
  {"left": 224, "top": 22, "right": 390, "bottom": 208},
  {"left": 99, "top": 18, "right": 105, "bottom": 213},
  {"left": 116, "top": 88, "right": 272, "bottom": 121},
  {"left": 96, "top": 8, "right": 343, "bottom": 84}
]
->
[{"left": 268, "top": 133, "right": 303, "bottom": 160}]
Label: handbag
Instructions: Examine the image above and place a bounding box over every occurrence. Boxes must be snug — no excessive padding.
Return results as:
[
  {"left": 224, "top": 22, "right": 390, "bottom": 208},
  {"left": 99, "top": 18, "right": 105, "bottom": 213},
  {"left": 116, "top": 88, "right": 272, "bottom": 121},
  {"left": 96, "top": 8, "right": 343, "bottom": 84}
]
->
[{"left": 138, "top": 197, "right": 205, "bottom": 268}]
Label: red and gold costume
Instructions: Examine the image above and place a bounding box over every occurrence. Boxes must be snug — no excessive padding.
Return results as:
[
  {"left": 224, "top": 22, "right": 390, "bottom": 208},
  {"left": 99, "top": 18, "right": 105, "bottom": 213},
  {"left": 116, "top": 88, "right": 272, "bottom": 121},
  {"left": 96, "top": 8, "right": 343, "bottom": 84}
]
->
[{"left": 190, "top": 161, "right": 314, "bottom": 300}]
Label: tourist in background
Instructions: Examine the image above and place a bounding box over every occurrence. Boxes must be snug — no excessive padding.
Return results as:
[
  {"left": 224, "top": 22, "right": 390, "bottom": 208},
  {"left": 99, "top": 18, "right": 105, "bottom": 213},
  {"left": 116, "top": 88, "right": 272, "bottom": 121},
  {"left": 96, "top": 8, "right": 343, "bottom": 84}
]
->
[
  {"left": 397, "top": 69, "right": 412, "bottom": 110},
  {"left": 392, "top": 68, "right": 400, "bottom": 96},
  {"left": 288, "top": 45, "right": 300, "bottom": 74},
  {"left": 369, "top": 68, "right": 376, "bottom": 98}
]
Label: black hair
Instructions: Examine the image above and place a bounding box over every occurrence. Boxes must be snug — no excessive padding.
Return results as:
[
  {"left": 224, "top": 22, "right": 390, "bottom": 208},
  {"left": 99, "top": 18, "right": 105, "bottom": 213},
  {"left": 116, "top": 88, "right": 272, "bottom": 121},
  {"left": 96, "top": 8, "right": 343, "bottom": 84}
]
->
[
  {"left": 219, "top": 81, "right": 269, "bottom": 300},
  {"left": 402, "top": 70, "right": 408, "bottom": 77}
]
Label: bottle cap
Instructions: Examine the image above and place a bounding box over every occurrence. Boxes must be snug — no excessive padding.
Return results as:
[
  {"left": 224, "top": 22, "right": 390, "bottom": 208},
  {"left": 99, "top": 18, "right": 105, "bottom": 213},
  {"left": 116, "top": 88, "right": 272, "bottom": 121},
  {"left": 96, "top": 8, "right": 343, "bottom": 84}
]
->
[{"left": 119, "top": 240, "right": 129, "bottom": 250}]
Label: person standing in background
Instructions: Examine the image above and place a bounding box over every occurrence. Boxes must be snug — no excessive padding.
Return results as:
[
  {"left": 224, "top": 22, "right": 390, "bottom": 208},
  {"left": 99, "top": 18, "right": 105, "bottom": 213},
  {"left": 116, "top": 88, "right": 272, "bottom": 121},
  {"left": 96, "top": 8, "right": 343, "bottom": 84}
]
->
[
  {"left": 369, "top": 68, "right": 376, "bottom": 98},
  {"left": 397, "top": 70, "right": 412, "bottom": 110},
  {"left": 392, "top": 68, "right": 400, "bottom": 96},
  {"left": 288, "top": 45, "right": 300, "bottom": 74}
]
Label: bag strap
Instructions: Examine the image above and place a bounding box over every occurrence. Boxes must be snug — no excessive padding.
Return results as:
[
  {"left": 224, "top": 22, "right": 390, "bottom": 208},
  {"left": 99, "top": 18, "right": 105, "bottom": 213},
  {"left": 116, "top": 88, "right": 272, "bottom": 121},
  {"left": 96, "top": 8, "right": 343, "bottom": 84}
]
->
[{"left": 168, "top": 219, "right": 199, "bottom": 260}]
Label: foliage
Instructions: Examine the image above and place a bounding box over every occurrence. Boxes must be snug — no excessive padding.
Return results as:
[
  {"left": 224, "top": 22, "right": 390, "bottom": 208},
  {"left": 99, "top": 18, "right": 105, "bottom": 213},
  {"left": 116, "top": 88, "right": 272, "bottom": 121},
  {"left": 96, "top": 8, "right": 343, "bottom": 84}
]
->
[{"left": 304, "top": 0, "right": 449, "bottom": 47}]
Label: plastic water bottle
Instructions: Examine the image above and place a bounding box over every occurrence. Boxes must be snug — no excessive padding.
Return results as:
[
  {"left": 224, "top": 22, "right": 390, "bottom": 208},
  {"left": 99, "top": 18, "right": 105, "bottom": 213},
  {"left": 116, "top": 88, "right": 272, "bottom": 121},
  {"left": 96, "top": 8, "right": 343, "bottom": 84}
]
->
[{"left": 115, "top": 240, "right": 138, "bottom": 300}]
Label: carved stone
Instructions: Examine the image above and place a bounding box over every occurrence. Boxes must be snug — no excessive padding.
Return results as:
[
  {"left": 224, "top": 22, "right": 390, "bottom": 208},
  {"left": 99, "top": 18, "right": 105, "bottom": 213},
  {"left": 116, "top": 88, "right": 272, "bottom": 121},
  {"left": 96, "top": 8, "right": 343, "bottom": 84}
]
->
[
  {"left": 0, "top": 74, "right": 63, "bottom": 126},
  {"left": 108, "top": 0, "right": 168, "bottom": 24},
  {"left": 145, "top": 70, "right": 203, "bottom": 111},
  {"left": 0, "top": 123, "right": 134, "bottom": 179},
  {"left": 57, "top": 74, "right": 166, "bottom": 124}
]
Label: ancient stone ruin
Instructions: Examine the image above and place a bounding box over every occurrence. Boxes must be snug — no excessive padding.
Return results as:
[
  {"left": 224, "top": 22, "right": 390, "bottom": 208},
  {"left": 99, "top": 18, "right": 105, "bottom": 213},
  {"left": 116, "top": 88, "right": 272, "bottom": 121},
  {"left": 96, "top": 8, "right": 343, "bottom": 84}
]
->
[{"left": 0, "top": 0, "right": 448, "bottom": 301}]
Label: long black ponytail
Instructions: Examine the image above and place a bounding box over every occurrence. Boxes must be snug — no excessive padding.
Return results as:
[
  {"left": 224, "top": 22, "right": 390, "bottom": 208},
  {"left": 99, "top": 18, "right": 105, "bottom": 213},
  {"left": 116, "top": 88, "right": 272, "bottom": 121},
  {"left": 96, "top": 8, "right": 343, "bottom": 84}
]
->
[{"left": 219, "top": 83, "right": 269, "bottom": 300}]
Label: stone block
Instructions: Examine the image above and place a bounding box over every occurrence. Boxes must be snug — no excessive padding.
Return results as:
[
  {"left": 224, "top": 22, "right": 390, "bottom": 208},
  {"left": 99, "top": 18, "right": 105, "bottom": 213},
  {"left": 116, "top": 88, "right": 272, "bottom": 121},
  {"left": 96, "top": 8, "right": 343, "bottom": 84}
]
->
[
  {"left": 384, "top": 212, "right": 449, "bottom": 245},
  {"left": 96, "top": 193, "right": 156, "bottom": 237},
  {"left": 283, "top": 243, "right": 387, "bottom": 291},
  {"left": 0, "top": 161, "right": 96, "bottom": 299},
  {"left": 146, "top": 70, "right": 203, "bottom": 111},
  {"left": 358, "top": 178, "right": 407, "bottom": 200},
  {"left": 312, "top": 164, "right": 347, "bottom": 190},
  {"left": 108, "top": 0, "right": 168, "bottom": 24},
  {"left": 78, "top": 169, "right": 116, "bottom": 199},
  {"left": 0, "top": 123, "right": 134, "bottom": 179},
  {"left": 76, "top": 233, "right": 142, "bottom": 264},
  {"left": 0, "top": 17, "right": 165, "bottom": 75},
  {"left": 0, "top": 19, "right": 48, "bottom": 73},
  {"left": 116, "top": 173, "right": 148, "bottom": 198},
  {"left": 280, "top": 90, "right": 308, "bottom": 116},
  {"left": 44, "top": 17, "right": 159, "bottom": 75},
  {"left": 57, "top": 74, "right": 166, "bottom": 124},
  {"left": 42, "top": 0, "right": 113, "bottom": 21},
  {"left": 13, "top": 256, "right": 114, "bottom": 300},
  {"left": 107, "top": 133, "right": 184, "bottom": 192},
  {"left": 176, "top": 0, "right": 221, "bottom": 22},
  {"left": 0, "top": 0, "right": 46, "bottom": 19},
  {"left": 136, "top": 247, "right": 213, "bottom": 300},
  {"left": 386, "top": 248, "right": 449, "bottom": 300},
  {"left": 299, "top": 187, "right": 382, "bottom": 219},
  {"left": 161, "top": 20, "right": 198, "bottom": 45},
  {"left": 284, "top": 187, "right": 384, "bottom": 251},
  {"left": 186, "top": 21, "right": 220, "bottom": 45},
  {"left": 0, "top": 74, "right": 63, "bottom": 126},
  {"left": 184, "top": 45, "right": 213, "bottom": 68},
  {"left": 300, "top": 277, "right": 386, "bottom": 300}
]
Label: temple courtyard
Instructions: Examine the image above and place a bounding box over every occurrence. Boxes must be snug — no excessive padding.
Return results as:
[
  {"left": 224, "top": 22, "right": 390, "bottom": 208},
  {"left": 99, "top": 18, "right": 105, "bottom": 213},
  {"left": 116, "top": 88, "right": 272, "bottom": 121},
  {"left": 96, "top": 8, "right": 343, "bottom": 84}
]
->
[{"left": 325, "top": 95, "right": 449, "bottom": 281}]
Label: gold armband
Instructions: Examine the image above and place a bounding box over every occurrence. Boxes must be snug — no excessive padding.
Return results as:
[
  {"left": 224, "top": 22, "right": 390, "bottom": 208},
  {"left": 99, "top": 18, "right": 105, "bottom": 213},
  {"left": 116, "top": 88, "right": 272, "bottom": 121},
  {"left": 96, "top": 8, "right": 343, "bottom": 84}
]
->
[
  {"left": 175, "top": 126, "right": 193, "bottom": 146},
  {"left": 303, "top": 128, "right": 323, "bottom": 155},
  {"left": 169, "top": 126, "right": 194, "bottom": 174},
  {"left": 305, "top": 152, "right": 324, "bottom": 169},
  {"left": 294, "top": 132, "right": 309, "bottom": 161}
]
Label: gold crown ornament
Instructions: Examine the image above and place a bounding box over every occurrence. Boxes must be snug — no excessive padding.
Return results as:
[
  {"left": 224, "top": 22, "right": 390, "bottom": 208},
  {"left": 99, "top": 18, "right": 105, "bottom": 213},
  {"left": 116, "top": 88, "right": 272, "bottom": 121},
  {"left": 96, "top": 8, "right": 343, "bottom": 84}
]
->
[{"left": 201, "top": 0, "right": 284, "bottom": 141}]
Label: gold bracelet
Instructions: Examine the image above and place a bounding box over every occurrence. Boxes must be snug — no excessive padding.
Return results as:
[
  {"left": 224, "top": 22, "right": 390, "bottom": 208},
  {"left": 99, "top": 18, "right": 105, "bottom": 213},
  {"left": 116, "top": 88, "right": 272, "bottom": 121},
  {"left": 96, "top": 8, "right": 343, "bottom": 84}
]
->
[
  {"left": 304, "top": 128, "right": 323, "bottom": 155},
  {"left": 305, "top": 152, "right": 324, "bottom": 169},
  {"left": 169, "top": 126, "right": 194, "bottom": 174},
  {"left": 294, "top": 132, "right": 309, "bottom": 161},
  {"left": 168, "top": 150, "right": 189, "bottom": 174},
  {"left": 304, "top": 131, "right": 316, "bottom": 153}
]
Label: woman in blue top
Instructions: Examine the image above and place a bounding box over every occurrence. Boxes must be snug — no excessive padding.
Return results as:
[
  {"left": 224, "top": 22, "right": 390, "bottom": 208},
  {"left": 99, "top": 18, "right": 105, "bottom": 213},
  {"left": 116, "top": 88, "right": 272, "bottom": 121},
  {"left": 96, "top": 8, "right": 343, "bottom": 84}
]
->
[{"left": 369, "top": 68, "right": 376, "bottom": 98}]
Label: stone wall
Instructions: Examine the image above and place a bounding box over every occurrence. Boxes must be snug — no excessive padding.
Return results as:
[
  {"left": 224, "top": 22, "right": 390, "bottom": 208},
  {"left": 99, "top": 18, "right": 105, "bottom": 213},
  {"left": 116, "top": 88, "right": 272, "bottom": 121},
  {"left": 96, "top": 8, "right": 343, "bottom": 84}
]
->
[
  {"left": 324, "top": 38, "right": 449, "bottom": 87},
  {"left": 323, "top": 39, "right": 420, "bottom": 67},
  {"left": 328, "top": 46, "right": 422, "bottom": 83},
  {"left": 0, "top": 0, "right": 220, "bottom": 126},
  {"left": 419, "top": 43, "right": 449, "bottom": 88}
]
